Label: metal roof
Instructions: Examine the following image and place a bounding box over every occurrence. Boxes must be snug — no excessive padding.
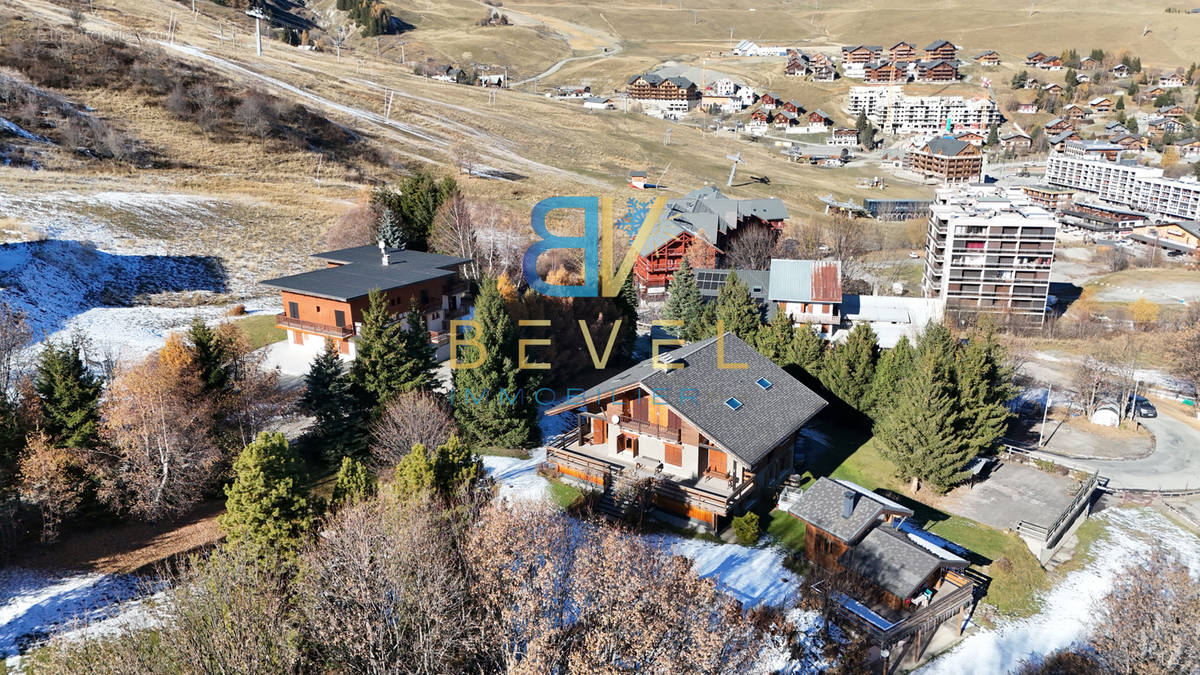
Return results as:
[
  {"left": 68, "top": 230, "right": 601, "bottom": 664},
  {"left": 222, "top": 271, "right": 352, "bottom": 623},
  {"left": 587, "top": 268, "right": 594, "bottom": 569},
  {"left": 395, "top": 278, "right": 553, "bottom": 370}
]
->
[
  {"left": 260, "top": 246, "right": 470, "bottom": 301},
  {"left": 638, "top": 187, "right": 787, "bottom": 256},
  {"left": 767, "top": 259, "right": 842, "bottom": 304}
]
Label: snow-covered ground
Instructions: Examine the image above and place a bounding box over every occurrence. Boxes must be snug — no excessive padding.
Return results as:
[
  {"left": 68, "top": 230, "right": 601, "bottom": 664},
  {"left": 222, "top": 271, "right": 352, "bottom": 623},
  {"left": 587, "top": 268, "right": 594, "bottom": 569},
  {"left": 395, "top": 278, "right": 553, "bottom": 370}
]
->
[{"left": 918, "top": 506, "right": 1200, "bottom": 674}]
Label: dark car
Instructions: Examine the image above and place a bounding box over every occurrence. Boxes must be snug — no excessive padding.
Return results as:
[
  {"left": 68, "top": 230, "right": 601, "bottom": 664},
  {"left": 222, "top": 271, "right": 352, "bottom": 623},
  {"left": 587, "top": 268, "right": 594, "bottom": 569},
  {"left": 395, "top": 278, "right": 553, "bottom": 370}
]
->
[{"left": 1128, "top": 395, "right": 1157, "bottom": 418}]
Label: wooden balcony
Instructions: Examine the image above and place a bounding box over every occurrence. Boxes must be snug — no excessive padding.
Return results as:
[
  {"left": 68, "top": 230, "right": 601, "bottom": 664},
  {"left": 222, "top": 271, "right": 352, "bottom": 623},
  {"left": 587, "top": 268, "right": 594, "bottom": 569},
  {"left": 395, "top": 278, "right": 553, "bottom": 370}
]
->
[
  {"left": 616, "top": 414, "right": 681, "bottom": 443},
  {"left": 276, "top": 314, "right": 354, "bottom": 339}
]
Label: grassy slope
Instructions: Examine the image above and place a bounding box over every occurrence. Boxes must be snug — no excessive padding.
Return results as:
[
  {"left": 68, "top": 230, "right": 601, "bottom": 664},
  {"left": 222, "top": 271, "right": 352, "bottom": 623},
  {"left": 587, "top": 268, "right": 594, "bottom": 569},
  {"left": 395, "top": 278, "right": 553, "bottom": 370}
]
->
[{"left": 233, "top": 314, "right": 287, "bottom": 350}]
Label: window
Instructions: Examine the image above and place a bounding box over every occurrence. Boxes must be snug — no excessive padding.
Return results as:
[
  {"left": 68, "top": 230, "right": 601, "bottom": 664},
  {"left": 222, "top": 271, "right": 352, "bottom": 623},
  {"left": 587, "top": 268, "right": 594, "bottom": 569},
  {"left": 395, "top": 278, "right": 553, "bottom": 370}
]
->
[
  {"left": 334, "top": 310, "right": 346, "bottom": 328},
  {"left": 420, "top": 289, "right": 430, "bottom": 305},
  {"left": 757, "top": 377, "right": 773, "bottom": 390},
  {"left": 287, "top": 302, "right": 299, "bottom": 319},
  {"left": 725, "top": 397, "right": 743, "bottom": 410}
]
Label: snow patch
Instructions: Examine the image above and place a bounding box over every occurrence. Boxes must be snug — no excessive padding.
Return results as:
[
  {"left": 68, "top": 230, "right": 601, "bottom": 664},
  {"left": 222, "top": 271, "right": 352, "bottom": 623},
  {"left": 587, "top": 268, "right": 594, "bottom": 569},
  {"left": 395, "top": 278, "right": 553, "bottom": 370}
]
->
[
  {"left": 483, "top": 447, "right": 550, "bottom": 504},
  {"left": 0, "top": 116, "right": 51, "bottom": 144},
  {"left": 668, "top": 537, "right": 800, "bottom": 608}
]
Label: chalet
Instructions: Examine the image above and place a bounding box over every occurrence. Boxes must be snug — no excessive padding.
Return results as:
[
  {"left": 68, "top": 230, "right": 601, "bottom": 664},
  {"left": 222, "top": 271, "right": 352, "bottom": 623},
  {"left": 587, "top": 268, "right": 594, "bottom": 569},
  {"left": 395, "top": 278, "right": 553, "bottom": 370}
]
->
[
  {"left": 583, "top": 96, "right": 616, "bottom": 110},
  {"left": 1000, "top": 131, "right": 1032, "bottom": 152},
  {"left": 785, "top": 59, "right": 811, "bottom": 77},
  {"left": 1041, "top": 82, "right": 1064, "bottom": 96},
  {"left": 1078, "top": 56, "right": 1099, "bottom": 70},
  {"left": 1016, "top": 103, "right": 1038, "bottom": 114},
  {"left": 973, "top": 51, "right": 1000, "bottom": 67},
  {"left": 767, "top": 259, "right": 843, "bottom": 335},
  {"left": 905, "top": 137, "right": 983, "bottom": 183},
  {"left": 1147, "top": 116, "right": 1184, "bottom": 136},
  {"left": 545, "top": 334, "right": 828, "bottom": 530},
  {"left": 1159, "top": 72, "right": 1187, "bottom": 88},
  {"left": 1021, "top": 185, "right": 1075, "bottom": 211},
  {"left": 864, "top": 61, "right": 908, "bottom": 84},
  {"left": 1142, "top": 86, "right": 1167, "bottom": 99},
  {"left": 809, "top": 52, "right": 834, "bottom": 69},
  {"left": 812, "top": 65, "right": 839, "bottom": 82},
  {"left": 841, "top": 44, "right": 883, "bottom": 64},
  {"left": 954, "top": 130, "right": 985, "bottom": 147},
  {"left": 772, "top": 110, "right": 801, "bottom": 130},
  {"left": 829, "top": 127, "right": 859, "bottom": 146},
  {"left": 804, "top": 109, "right": 836, "bottom": 133},
  {"left": 749, "top": 107, "right": 772, "bottom": 123},
  {"left": 915, "top": 59, "right": 959, "bottom": 83},
  {"left": 1044, "top": 117, "right": 1073, "bottom": 134},
  {"left": 431, "top": 65, "right": 464, "bottom": 83},
  {"left": 924, "top": 39, "right": 957, "bottom": 61},
  {"left": 477, "top": 73, "right": 507, "bottom": 88},
  {"left": 693, "top": 268, "right": 772, "bottom": 313},
  {"left": 626, "top": 73, "right": 701, "bottom": 113},
  {"left": 1037, "top": 56, "right": 1063, "bottom": 70},
  {"left": 1074, "top": 72, "right": 1091, "bottom": 84},
  {"left": 1058, "top": 201, "right": 1148, "bottom": 233},
  {"left": 1088, "top": 96, "right": 1114, "bottom": 113},
  {"left": 1110, "top": 63, "right": 1130, "bottom": 78},
  {"left": 1061, "top": 104, "right": 1089, "bottom": 121},
  {"left": 1024, "top": 51, "right": 1048, "bottom": 66},
  {"left": 633, "top": 186, "right": 787, "bottom": 298},
  {"left": 1176, "top": 137, "right": 1200, "bottom": 159},
  {"left": 1158, "top": 104, "right": 1187, "bottom": 118},
  {"left": 1047, "top": 129, "right": 1083, "bottom": 150},
  {"left": 1129, "top": 220, "right": 1200, "bottom": 253},
  {"left": 888, "top": 41, "right": 919, "bottom": 63},
  {"left": 780, "top": 100, "right": 806, "bottom": 115},
  {"left": 1022, "top": 77, "right": 1041, "bottom": 90},
  {"left": 1112, "top": 133, "right": 1146, "bottom": 152},
  {"left": 759, "top": 92, "right": 781, "bottom": 110},
  {"left": 785, "top": 478, "right": 970, "bottom": 612},
  {"left": 261, "top": 245, "right": 471, "bottom": 359}
]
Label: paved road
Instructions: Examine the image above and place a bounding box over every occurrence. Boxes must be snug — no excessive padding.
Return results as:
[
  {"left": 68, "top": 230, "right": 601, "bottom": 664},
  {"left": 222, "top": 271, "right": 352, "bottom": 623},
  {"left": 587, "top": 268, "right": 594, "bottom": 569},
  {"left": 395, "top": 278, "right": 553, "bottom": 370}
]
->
[{"left": 1029, "top": 413, "right": 1200, "bottom": 491}]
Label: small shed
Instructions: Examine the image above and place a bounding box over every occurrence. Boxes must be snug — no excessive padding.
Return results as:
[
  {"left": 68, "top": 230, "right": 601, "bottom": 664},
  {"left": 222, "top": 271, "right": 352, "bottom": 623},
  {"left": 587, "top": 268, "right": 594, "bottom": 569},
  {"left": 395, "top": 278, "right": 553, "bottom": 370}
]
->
[{"left": 1091, "top": 403, "right": 1121, "bottom": 428}]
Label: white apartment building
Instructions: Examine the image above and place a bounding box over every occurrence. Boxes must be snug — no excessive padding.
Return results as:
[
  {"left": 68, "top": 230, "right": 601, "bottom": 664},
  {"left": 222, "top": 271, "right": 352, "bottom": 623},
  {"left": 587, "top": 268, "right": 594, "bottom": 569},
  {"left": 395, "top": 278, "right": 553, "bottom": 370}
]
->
[
  {"left": 1045, "top": 152, "right": 1200, "bottom": 221},
  {"left": 922, "top": 186, "right": 1057, "bottom": 325},
  {"left": 846, "top": 86, "right": 1002, "bottom": 135}
]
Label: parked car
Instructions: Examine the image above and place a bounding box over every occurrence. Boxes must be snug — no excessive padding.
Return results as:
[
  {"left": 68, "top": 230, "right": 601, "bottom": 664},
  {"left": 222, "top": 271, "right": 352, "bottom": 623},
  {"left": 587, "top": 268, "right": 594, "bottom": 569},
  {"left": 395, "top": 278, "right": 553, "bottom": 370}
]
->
[
  {"left": 908, "top": 251, "right": 920, "bottom": 259},
  {"left": 1128, "top": 395, "right": 1157, "bottom": 418},
  {"left": 1166, "top": 249, "right": 1184, "bottom": 258}
]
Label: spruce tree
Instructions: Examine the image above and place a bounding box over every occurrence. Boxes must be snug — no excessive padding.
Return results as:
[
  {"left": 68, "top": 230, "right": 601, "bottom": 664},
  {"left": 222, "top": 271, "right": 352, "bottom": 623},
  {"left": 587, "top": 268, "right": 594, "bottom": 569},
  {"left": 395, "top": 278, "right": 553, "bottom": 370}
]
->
[
  {"left": 430, "top": 434, "right": 481, "bottom": 496},
  {"left": 378, "top": 209, "right": 405, "bottom": 250},
  {"left": 615, "top": 273, "right": 640, "bottom": 360},
  {"left": 956, "top": 329, "right": 1016, "bottom": 460},
  {"left": 791, "top": 323, "right": 825, "bottom": 375},
  {"left": 714, "top": 271, "right": 762, "bottom": 342},
  {"left": 397, "top": 298, "right": 439, "bottom": 393},
  {"left": 394, "top": 442, "right": 436, "bottom": 496},
  {"left": 34, "top": 338, "right": 102, "bottom": 449},
  {"left": 302, "top": 340, "right": 364, "bottom": 460},
  {"left": 867, "top": 334, "right": 915, "bottom": 416},
  {"left": 350, "top": 288, "right": 407, "bottom": 409},
  {"left": 875, "top": 352, "right": 970, "bottom": 493},
  {"left": 986, "top": 123, "right": 999, "bottom": 147},
  {"left": 819, "top": 322, "right": 878, "bottom": 411},
  {"left": 186, "top": 318, "right": 230, "bottom": 394},
  {"left": 1115, "top": 96, "right": 1125, "bottom": 111},
  {"left": 329, "top": 456, "right": 374, "bottom": 511},
  {"left": 756, "top": 309, "right": 797, "bottom": 367},
  {"left": 452, "top": 277, "right": 540, "bottom": 449},
  {"left": 662, "top": 258, "right": 704, "bottom": 341},
  {"left": 220, "top": 432, "right": 316, "bottom": 560},
  {"left": 916, "top": 321, "right": 958, "bottom": 384}
]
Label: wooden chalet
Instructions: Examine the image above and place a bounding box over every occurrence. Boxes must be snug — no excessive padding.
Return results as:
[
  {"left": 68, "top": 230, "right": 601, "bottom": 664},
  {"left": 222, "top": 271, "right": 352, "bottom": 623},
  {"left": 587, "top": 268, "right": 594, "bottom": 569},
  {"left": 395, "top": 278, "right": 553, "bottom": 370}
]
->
[
  {"left": 953, "top": 130, "right": 985, "bottom": 147},
  {"left": 1159, "top": 72, "right": 1187, "bottom": 88},
  {"left": 888, "top": 41, "right": 919, "bottom": 63},
  {"left": 626, "top": 73, "right": 700, "bottom": 105},
  {"left": 1000, "top": 131, "right": 1032, "bottom": 152},
  {"left": 1024, "top": 51, "right": 1048, "bottom": 66},
  {"left": 1112, "top": 133, "right": 1145, "bottom": 152},
  {"left": 1088, "top": 96, "right": 1114, "bottom": 113},
  {"left": 1141, "top": 86, "right": 1167, "bottom": 99},
  {"left": 1177, "top": 137, "right": 1200, "bottom": 159},
  {"left": 1061, "top": 104, "right": 1089, "bottom": 121},
  {"left": 785, "top": 59, "right": 811, "bottom": 77},
  {"left": 1041, "top": 82, "right": 1064, "bottom": 96},
  {"left": 841, "top": 44, "right": 883, "bottom": 64},
  {"left": 632, "top": 186, "right": 788, "bottom": 298},
  {"left": 1044, "top": 117, "right": 1073, "bottom": 134},
  {"left": 1037, "top": 55, "right": 1063, "bottom": 70},
  {"left": 759, "top": 92, "right": 781, "bottom": 110},
  {"left": 1148, "top": 117, "right": 1184, "bottom": 137},
  {"left": 545, "top": 334, "right": 827, "bottom": 530},
  {"left": 1079, "top": 56, "right": 1100, "bottom": 70},
  {"left": 973, "top": 51, "right": 1000, "bottom": 67},
  {"left": 864, "top": 61, "right": 908, "bottom": 84},
  {"left": 780, "top": 99, "right": 806, "bottom": 115},
  {"left": 915, "top": 59, "right": 958, "bottom": 83},
  {"left": 1110, "top": 63, "right": 1130, "bottom": 78},
  {"left": 923, "top": 39, "right": 957, "bottom": 61},
  {"left": 1158, "top": 104, "right": 1187, "bottom": 118},
  {"left": 905, "top": 137, "right": 982, "bottom": 184}
]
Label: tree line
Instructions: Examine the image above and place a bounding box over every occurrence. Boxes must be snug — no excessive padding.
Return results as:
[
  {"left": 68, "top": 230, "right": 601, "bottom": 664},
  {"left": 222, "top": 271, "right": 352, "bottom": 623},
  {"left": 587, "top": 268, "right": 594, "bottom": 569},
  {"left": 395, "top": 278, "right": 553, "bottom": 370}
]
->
[{"left": 662, "top": 263, "right": 1016, "bottom": 492}]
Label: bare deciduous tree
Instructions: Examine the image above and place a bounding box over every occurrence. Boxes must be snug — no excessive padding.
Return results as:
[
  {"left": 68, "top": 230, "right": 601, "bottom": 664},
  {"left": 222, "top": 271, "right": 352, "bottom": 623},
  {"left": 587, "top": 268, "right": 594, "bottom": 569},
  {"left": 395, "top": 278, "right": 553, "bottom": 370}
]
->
[
  {"left": 723, "top": 225, "right": 780, "bottom": 270},
  {"left": 325, "top": 200, "right": 379, "bottom": 250},
  {"left": 0, "top": 302, "right": 31, "bottom": 394},
  {"left": 430, "top": 193, "right": 481, "bottom": 281},
  {"left": 371, "top": 390, "right": 455, "bottom": 466},
  {"left": 472, "top": 200, "right": 528, "bottom": 279}
]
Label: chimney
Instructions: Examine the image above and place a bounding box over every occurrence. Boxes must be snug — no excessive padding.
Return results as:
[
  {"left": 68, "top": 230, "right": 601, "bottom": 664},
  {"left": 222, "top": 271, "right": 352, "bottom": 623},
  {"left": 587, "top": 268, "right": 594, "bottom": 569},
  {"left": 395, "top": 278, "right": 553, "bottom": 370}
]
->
[
  {"left": 842, "top": 490, "right": 857, "bottom": 519},
  {"left": 382, "top": 253, "right": 390, "bottom": 266},
  {"left": 377, "top": 239, "right": 386, "bottom": 252}
]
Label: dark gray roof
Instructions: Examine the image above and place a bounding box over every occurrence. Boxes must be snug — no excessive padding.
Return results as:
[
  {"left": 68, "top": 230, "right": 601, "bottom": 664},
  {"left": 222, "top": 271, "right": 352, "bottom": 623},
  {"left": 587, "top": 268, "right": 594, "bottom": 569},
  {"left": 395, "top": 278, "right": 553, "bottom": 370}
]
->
[
  {"left": 839, "top": 526, "right": 965, "bottom": 600},
  {"left": 925, "top": 39, "right": 954, "bottom": 50},
  {"left": 548, "top": 333, "right": 826, "bottom": 466},
  {"left": 787, "top": 477, "right": 913, "bottom": 543},
  {"left": 260, "top": 246, "right": 470, "bottom": 301},
  {"left": 922, "top": 137, "right": 973, "bottom": 156},
  {"left": 638, "top": 186, "right": 788, "bottom": 256}
]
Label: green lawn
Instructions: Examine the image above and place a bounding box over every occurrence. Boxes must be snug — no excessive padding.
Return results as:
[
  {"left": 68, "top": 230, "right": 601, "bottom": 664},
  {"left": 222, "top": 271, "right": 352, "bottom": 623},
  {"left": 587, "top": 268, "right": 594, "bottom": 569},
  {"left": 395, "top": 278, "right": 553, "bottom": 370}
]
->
[
  {"left": 548, "top": 478, "right": 583, "bottom": 510},
  {"left": 233, "top": 314, "right": 286, "bottom": 350},
  {"left": 766, "top": 509, "right": 806, "bottom": 551}
]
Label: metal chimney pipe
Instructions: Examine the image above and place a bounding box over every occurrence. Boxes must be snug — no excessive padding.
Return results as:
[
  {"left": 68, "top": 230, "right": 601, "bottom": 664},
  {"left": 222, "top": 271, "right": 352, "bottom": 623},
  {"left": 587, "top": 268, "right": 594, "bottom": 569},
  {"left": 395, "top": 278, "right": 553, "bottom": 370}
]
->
[{"left": 842, "top": 490, "right": 857, "bottom": 518}]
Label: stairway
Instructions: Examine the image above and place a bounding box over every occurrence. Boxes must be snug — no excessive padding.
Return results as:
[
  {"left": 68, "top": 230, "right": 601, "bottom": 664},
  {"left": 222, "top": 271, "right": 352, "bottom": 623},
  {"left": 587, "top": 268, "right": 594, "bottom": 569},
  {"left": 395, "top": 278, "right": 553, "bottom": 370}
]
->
[{"left": 594, "top": 488, "right": 637, "bottom": 520}]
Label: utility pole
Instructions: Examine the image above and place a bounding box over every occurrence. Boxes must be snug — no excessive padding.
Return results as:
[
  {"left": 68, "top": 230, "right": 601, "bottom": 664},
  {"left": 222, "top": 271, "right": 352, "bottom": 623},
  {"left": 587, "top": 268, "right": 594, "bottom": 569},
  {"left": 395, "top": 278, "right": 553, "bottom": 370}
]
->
[
  {"left": 398, "top": 41, "right": 407, "bottom": 64},
  {"left": 246, "top": 8, "right": 266, "bottom": 57},
  {"left": 1038, "top": 384, "right": 1053, "bottom": 446}
]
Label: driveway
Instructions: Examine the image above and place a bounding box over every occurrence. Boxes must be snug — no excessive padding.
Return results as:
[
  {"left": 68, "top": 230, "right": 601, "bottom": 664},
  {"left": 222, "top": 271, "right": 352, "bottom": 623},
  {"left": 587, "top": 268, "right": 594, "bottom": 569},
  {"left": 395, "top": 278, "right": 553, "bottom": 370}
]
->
[
  {"left": 940, "top": 461, "right": 1079, "bottom": 532},
  {"left": 1029, "top": 413, "right": 1200, "bottom": 491}
]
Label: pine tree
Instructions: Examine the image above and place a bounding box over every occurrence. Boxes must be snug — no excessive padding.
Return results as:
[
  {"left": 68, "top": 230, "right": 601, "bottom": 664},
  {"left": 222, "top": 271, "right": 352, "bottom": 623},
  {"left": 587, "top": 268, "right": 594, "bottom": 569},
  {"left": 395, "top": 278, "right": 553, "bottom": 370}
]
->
[
  {"left": 791, "top": 323, "right": 825, "bottom": 375},
  {"left": 394, "top": 442, "right": 436, "bottom": 496},
  {"left": 34, "top": 338, "right": 102, "bottom": 449},
  {"left": 1115, "top": 96, "right": 1125, "bottom": 111},
  {"left": 186, "top": 318, "right": 230, "bottom": 394},
  {"left": 819, "top": 322, "right": 877, "bottom": 410},
  {"left": 397, "top": 298, "right": 439, "bottom": 393},
  {"left": 615, "top": 273, "right": 640, "bottom": 360},
  {"left": 955, "top": 328, "right": 1016, "bottom": 460},
  {"left": 350, "top": 288, "right": 407, "bottom": 409},
  {"left": 874, "top": 351, "right": 968, "bottom": 493},
  {"left": 986, "top": 123, "right": 999, "bottom": 147},
  {"left": 301, "top": 340, "right": 364, "bottom": 461},
  {"left": 329, "top": 456, "right": 374, "bottom": 511},
  {"left": 867, "top": 334, "right": 915, "bottom": 416},
  {"left": 220, "top": 432, "right": 316, "bottom": 560},
  {"left": 756, "top": 309, "right": 796, "bottom": 367},
  {"left": 378, "top": 209, "right": 405, "bottom": 249},
  {"left": 452, "top": 277, "right": 540, "bottom": 449},
  {"left": 662, "top": 258, "right": 704, "bottom": 341},
  {"left": 714, "top": 271, "right": 762, "bottom": 343}
]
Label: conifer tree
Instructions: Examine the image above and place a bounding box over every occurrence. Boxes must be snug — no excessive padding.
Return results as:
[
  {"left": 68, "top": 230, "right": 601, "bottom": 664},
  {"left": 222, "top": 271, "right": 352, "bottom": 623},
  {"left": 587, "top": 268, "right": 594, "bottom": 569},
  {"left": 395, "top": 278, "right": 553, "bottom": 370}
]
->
[
  {"left": 186, "top": 318, "right": 230, "bottom": 394},
  {"left": 756, "top": 309, "right": 797, "bottom": 367},
  {"left": 452, "top": 277, "right": 540, "bottom": 449},
  {"left": 986, "top": 123, "right": 999, "bottom": 147},
  {"left": 220, "top": 432, "right": 316, "bottom": 560},
  {"left": 34, "top": 338, "right": 102, "bottom": 449},
  {"left": 867, "top": 334, "right": 915, "bottom": 415},
  {"left": 329, "top": 456, "right": 374, "bottom": 511},
  {"left": 394, "top": 442, "right": 436, "bottom": 495},
  {"left": 301, "top": 340, "right": 364, "bottom": 460},
  {"left": 615, "top": 273, "right": 640, "bottom": 360},
  {"left": 398, "top": 298, "right": 439, "bottom": 393},
  {"left": 819, "top": 322, "right": 878, "bottom": 410},
  {"left": 350, "top": 289, "right": 407, "bottom": 409},
  {"left": 378, "top": 209, "right": 405, "bottom": 250},
  {"left": 1115, "top": 96, "right": 1125, "bottom": 111},
  {"left": 916, "top": 321, "right": 958, "bottom": 384},
  {"left": 879, "top": 353, "right": 972, "bottom": 492},
  {"left": 791, "top": 323, "right": 825, "bottom": 375},
  {"left": 430, "top": 434, "right": 481, "bottom": 496},
  {"left": 662, "top": 258, "right": 704, "bottom": 341},
  {"left": 714, "top": 271, "right": 762, "bottom": 342},
  {"left": 955, "top": 328, "right": 1016, "bottom": 460}
]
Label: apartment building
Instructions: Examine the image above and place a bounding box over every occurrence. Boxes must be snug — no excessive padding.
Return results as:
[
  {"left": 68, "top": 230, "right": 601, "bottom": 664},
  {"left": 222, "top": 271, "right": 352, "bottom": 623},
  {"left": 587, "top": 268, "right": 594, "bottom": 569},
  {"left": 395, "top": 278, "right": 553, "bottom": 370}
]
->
[
  {"left": 905, "top": 137, "right": 983, "bottom": 183},
  {"left": 626, "top": 72, "right": 701, "bottom": 114},
  {"left": 846, "top": 86, "right": 1002, "bottom": 135},
  {"left": 1045, "top": 152, "right": 1200, "bottom": 221},
  {"left": 922, "top": 187, "right": 1057, "bottom": 325}
]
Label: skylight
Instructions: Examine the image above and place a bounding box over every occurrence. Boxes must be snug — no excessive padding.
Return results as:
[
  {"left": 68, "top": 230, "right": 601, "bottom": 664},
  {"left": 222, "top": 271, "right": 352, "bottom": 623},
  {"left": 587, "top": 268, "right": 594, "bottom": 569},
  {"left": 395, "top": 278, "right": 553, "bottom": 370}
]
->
[
  {"left": 725, "top": 397, "right": 743, "bottom": 410},
  {"left": 757, "top": 377, "right": 773, "bottom": 390}
]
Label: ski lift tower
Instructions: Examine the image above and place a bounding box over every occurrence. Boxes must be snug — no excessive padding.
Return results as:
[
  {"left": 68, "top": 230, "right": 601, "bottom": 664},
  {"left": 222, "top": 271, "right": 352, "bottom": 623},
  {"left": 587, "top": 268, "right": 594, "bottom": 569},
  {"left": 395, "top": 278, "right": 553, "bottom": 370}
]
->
[
  {"left": 245, "top": 8, "right": 267, "bottom": 57},
  {"left": 725, "top": 152, "right": 744, "bottom": 187}
]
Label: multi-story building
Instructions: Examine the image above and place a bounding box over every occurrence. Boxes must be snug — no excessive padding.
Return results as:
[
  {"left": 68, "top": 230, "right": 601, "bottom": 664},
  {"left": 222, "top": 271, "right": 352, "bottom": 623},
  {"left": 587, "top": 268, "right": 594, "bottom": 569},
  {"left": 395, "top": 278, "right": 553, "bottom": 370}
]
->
[
  {"left": 923, "top": 39, "right": 958, "bottom": 61},
  {"left": 1045, "top": 152, "right": 1200, "bottom": 221},
  {"left": 922, "top": 187, "right": 1058, "bottom": 325},
  {"left": 846, "top": 86, "right": 1001, "bottom": 135},
  {"left": 626, "top": 72, "right": 700, "bottom": 114},
  {"left": 905, "top": 137, "right": 983, "bottom": 183}
]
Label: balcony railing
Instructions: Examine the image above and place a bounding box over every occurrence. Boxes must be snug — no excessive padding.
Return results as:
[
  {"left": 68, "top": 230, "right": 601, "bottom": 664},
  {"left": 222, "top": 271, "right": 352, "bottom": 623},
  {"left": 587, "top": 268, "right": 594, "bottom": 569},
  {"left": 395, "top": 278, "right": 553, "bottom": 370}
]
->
[
  {"left": 276, "top": 314, "right": 355, "bottom": 339},
  {"left": 617, "top": 414, "right": 682, "bottom": 443}
]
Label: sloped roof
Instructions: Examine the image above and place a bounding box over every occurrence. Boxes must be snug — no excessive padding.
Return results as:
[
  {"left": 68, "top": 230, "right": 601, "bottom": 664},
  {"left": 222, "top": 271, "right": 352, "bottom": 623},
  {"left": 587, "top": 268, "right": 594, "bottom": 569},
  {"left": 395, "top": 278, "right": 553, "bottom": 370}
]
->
[
  {"left": 767, "top": 259, "right": 842, "bottom": 303},
  {"left": 925, "top": 39, "right": 954, "bottom": 50},
  {"left": 921, "top": 137, "right": 975, "bottom": 156},
  {"left": 262, "top": 246, "right": 470, "bottom": 301},
  {"left": 787, "top": 477, "right": 913, "bottom": 543},
  {"left": 638, "top": 187, "right": 787, "bottom": 256},
  {"left": 546, "top": 334, "right": 827, "bottom": 466},
  {"left": 840, "top": 526, "right": 966, "bottom": 600}
]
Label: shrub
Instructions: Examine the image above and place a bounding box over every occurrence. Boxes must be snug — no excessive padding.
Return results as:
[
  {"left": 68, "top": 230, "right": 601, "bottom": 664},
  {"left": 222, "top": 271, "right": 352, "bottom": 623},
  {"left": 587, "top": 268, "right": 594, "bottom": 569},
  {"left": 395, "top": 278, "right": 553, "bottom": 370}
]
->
[
  {"left": 225, "top": 304, "right": 247, "bottom": 316},
  {"left": 732, "top": 512, "right": 760, "bottom": 547},
  {"left": 994, "top": 556, "right": 1014, "bottom": 573}
]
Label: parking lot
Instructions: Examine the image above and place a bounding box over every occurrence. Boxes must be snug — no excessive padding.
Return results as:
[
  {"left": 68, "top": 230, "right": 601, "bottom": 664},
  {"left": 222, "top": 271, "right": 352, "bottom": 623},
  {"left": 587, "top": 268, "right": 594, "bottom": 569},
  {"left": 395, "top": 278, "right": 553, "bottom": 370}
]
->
[{"left": 940, "top": 460, "right": 1081, "bottom": 532}]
